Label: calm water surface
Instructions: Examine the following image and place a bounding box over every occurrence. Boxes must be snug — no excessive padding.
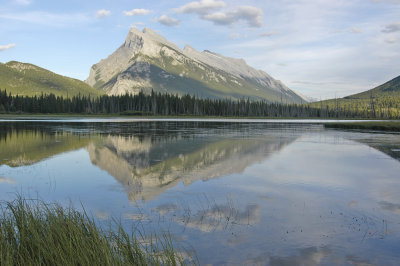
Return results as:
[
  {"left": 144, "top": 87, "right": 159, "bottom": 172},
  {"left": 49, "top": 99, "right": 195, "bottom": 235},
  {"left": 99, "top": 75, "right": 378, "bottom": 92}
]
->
[{"left": 1, "top": 120, "right": 400, "bottom": 265}]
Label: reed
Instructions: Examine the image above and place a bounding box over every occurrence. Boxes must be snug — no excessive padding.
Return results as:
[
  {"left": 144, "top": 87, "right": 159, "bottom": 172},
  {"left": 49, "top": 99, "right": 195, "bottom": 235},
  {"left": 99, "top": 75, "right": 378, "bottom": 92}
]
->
[{"left": 0, "top": 196, "right": 186, "bottom": 265}]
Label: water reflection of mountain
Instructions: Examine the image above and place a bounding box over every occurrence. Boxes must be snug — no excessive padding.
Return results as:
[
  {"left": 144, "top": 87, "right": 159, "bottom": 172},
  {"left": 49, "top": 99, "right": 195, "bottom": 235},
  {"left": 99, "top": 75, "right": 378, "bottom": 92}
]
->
[
  {"left": 88, "top": 134, "right": 297, "bottom": 201},
  {"left": 0, "top": 121, "right": 300, "bottom": 201}
]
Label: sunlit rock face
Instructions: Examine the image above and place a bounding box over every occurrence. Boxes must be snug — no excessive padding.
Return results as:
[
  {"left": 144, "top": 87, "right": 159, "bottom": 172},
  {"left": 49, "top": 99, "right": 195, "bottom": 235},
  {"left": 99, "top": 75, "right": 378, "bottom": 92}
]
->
[
  {"left": 87, "top": 134, "right": 297, "bottom": 201},
  {"left": 86, "top": 27, "right": 306, "bottom": 103}
]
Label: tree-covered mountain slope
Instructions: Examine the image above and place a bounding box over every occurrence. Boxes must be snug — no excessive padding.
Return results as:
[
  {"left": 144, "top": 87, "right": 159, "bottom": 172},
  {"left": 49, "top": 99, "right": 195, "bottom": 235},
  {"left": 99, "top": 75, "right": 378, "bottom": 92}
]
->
[
  {"left": 0, "top": 61, "right": 103, "bottom": 97},
  {"left": 345, "top": 75, "right": 400, "bottom": 99}
]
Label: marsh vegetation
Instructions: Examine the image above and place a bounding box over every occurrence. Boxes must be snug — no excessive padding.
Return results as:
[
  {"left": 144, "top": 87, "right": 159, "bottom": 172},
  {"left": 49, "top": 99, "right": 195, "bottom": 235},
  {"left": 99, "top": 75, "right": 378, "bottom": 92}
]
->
[{"left": 0, "top": 197, "right": 187, "bottom": 265}]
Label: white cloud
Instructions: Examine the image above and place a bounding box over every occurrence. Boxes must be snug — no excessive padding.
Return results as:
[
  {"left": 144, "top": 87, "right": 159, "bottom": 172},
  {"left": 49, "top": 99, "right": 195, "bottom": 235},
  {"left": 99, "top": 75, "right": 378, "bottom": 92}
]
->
[
  {"left": 175, "top": 0, "right": 226, "bottom": 14},
  {"left": 157, "top": 15, "right": 180, "bottom": 27},
  {"left": 14, "top": 0, "right": 32, "bottom": 5},
  {"left": 382, "top": 21, "right": 400, "bottom": 32},
  {"left": 372, "top": 0, "right": 400, "bottom": 4},
  {"left": 0, "top": 43, "right": 16, "bottom": 51},
  {"left": 229, "top": 33, "right": 240, "bottom": 39},
  {"left": 0, "top": 11, "right": 90, "bottom": 27},
  {"left": 174, "top": 1, "right": 263, "bottom": 28},
  {"left": 202, "top": 6, "right": 263, "bottom": 27},
  {"left": 123, "top": 9, "right": 151, "bottom": 16},
  {"left": 385, "top": 37, "right": 397, "bottom": 43},
  {"left": 132, "top": 22, "right": 145, "bottom": 27},
  {"left": 350, "top": 27, "right": 362, "bottom": 33},
  {"left": 96, "top": 9, "right": 111, "bottom": 18},
  {"left": 216, "top": 0, "right": 400, "bottom": 98},
  {"left": 258, "top": 32, "right": 278, "bottom": 37}
]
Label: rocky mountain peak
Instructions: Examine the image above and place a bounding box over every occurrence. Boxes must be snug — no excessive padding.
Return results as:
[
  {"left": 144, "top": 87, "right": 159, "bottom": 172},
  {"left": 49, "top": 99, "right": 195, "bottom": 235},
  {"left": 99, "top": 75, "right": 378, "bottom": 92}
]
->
[
  {"left": 142, "top": 28, "right": 169, "bottom": 43},
  {"left": 124, "top": 27, "right": 144, "bottom": 50},
  {"left": 125, "top": 27, "right": 182, "bottom": 52},
  {"left": 86, "top": 27, "right": 307, "bottom": 103},
  {"left": 128, "top": 26, "right": 142, "bottom": 35},
  {"left": 202, "top": 50, "right": 218, "bottom": 55},
  {"left": 183, "top": 44, "right": 195, "bottom": 52}
]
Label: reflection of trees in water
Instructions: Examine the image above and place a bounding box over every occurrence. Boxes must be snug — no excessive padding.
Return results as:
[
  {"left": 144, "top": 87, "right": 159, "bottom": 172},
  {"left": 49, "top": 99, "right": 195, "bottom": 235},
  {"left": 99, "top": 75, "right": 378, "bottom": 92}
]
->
[
  {"left": 352, "top": 136, "right": 400, "bottom": 162},
  {"left": 0, "top": 121, "right": 255, "bottom": 167},
  {"left": 364, "top": 142, "right": 400, "bottom": 161},
  {"left": 0, "top": 122, "right": 91, "bottom": 167}
]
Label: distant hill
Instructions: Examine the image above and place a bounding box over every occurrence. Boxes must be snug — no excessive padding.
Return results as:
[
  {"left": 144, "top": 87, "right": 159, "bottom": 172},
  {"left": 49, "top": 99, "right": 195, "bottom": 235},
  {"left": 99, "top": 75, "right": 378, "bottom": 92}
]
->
[
  {"left": 0, "top": 61, "right": 103, "bottom": 97},
  {"left": 345, "top": 75, "right": 400, "bottom": 99},
  {"left": 86, "top": 27, "right": 307, "bottom": 103},
  {"left": 310, "top": 75, "right": 400, "bottom": 118}
]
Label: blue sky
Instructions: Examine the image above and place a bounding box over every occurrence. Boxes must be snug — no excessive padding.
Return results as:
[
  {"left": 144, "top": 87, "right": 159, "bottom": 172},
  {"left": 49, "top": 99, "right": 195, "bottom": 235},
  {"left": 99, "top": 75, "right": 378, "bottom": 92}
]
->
[{"left": 0, "top": 0, "right": 399, "bottom": 99}]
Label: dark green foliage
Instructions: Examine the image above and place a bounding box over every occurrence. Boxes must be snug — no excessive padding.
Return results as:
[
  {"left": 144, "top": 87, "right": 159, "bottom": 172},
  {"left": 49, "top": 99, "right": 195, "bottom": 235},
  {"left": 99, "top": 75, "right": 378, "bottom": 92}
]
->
[
  {"left": 310, "top": 94, "right": 400, "bottom": 119},
  {"left": 324, "top": 121, "right": 400, "bottom": 131},
  {"left": 0, "top": 89, "right": 322, "bottom": 117},
  {"left": 1, "top": 88, "right": 399, "bottom": 118}
]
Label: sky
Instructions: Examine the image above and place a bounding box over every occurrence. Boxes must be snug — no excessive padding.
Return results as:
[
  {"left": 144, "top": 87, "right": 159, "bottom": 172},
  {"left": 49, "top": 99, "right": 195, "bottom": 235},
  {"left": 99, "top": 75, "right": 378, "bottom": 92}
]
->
[{"left": 0, "top": 0, "right": 399, "bottom": 99}]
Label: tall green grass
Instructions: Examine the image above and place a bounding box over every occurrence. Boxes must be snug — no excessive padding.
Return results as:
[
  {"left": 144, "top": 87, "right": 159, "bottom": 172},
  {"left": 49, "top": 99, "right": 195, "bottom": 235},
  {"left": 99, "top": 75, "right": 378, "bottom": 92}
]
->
[{"left": 0, "top": 197, "right": 188, "bottom": 265}]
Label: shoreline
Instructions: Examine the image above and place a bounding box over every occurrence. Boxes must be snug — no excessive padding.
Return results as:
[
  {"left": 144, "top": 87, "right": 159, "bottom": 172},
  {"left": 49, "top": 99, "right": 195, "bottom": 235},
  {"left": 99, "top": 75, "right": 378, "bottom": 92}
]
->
[
  {"left": 1, "top": 114, "right": 399, "bottom": 131},
  {"left": 323, "top": 121, "right": 400, "bottom": 132},
  {"left": 0, "top": 113, "right": 392, "bottom": 120}
]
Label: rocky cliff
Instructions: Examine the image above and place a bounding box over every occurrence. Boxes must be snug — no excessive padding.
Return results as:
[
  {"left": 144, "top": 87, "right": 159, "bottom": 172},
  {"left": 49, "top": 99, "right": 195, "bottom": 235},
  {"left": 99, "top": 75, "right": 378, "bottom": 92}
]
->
[{"left": 86, "top": 27, "right": 306, "bottom": 103}]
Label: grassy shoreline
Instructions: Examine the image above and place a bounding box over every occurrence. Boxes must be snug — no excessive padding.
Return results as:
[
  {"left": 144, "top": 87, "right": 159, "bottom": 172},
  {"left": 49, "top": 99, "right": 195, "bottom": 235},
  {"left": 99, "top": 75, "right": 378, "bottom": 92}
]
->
[
  {"left": 324, "top": 121, "right": 400, "bottom": 132},
  {"left": 0, "top": 197, "right": 189, "bottom": 265}
]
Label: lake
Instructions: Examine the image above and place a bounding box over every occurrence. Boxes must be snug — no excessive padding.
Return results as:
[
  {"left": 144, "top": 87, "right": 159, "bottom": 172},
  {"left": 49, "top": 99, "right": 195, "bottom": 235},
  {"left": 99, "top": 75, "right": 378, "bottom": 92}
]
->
[{"left": 1, "top": 119, "right": 400, "bottom": 265}]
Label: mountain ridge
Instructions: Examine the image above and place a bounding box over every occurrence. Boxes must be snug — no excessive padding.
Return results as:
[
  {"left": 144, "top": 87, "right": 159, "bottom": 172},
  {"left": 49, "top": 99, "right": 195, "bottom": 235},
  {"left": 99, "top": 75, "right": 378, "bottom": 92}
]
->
[
  {"left": 309, "top": 74, "right": 400, "bottom": 118},
  {"left": 86, "top": 27, "right": 306, "bottom": 103},
  {"left": 345, "top": 75, "right": 400, "bottom": 99}
]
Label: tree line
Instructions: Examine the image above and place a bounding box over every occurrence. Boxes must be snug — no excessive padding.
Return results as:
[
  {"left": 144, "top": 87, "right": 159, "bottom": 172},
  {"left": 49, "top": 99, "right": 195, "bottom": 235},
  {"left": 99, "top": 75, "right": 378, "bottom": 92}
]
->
[{"left": 0, "top": 89, "right": 399, "bottom": 118}]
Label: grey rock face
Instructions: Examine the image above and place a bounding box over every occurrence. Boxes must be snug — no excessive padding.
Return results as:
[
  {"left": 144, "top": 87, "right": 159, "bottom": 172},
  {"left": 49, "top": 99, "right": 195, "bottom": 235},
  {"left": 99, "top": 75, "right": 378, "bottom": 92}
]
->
[{"left": 86, "top": 27, "right": 307, "bottom": 103}]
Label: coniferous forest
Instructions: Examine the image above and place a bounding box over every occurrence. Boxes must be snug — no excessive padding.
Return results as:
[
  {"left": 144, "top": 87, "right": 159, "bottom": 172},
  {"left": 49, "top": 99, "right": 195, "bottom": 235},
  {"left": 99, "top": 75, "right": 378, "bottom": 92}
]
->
[{"left": 0, "top": 89, "right": 399, "bottom": 119}]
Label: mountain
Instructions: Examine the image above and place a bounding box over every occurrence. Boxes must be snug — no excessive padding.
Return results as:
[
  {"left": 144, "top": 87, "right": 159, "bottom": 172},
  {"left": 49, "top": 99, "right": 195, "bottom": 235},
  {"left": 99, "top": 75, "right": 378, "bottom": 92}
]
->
[
  {"left": 345, "top": 75, "right": 400, "bottom": 99},
  {"left": 0, "top": 61, "right": 103, "bottom": 97},
  {"left": 86, "top": 27, "right": 306, "bottom": 103},
  {"left": 309, "top": 75, "right": 400, "bottom": 118}
]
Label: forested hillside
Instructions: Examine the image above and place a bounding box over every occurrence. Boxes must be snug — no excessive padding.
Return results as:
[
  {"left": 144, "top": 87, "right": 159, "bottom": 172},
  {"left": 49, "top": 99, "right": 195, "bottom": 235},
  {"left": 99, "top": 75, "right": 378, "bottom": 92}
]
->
[
  {"left": 310, "top": 75, "right": 400, "bottom": 119},
  {"left": 0, "top": 61, "right": 103, "bottom": 97},
  {"left": 346, "top": 75, "right": 400, "bottom": 99}
]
